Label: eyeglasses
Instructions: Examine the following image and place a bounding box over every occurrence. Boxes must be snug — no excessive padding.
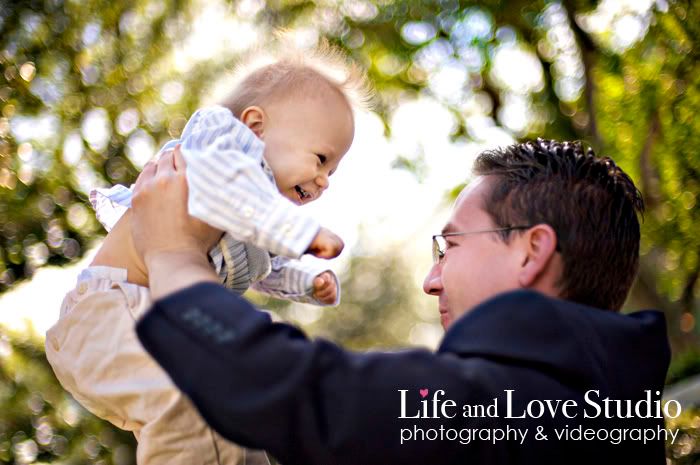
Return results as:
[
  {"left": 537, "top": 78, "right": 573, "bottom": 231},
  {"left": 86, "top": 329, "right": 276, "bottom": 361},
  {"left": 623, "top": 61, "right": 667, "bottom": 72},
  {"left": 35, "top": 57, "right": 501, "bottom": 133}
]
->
[{"left": 431, "top": 226, "right": 533, "bottom": 264}]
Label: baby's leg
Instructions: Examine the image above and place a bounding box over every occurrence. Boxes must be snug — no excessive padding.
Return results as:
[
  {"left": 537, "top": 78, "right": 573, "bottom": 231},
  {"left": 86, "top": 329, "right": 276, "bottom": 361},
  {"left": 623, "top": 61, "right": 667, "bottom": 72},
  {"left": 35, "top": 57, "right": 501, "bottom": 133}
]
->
[
  {"left": 45, "top": 267, "right": 245, "bottom": 464},
  {"left": 90, "top": 210, "right": 149, "bottom": 287}
]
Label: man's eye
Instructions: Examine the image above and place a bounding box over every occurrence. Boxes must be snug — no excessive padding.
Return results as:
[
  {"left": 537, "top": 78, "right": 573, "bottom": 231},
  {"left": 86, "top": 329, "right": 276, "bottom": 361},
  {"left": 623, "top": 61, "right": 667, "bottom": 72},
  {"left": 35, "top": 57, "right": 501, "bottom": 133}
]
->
[
  {"left": 316, "top": 154, "right": 327, "bottom": 164},
  {"left": 445, "top": 240, "right": 457, "bottom": 249}
]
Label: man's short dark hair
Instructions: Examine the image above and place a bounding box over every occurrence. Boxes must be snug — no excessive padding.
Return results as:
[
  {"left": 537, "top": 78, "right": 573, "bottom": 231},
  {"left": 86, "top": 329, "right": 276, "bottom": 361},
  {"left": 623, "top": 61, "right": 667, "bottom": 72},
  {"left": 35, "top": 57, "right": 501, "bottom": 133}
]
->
[{"left": 473, "top": 138, "right": 644, "bottom": 311}]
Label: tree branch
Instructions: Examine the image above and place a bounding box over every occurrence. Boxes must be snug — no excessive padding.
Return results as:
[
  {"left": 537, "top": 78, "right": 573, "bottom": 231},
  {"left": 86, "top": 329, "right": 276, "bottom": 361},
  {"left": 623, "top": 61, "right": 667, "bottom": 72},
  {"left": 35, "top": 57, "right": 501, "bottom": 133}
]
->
[
  {"left": 681, "top": 253, "right": 700, "bottom": 316},
  {"left": 562, "top": 0, "right": 604, "bottom": 150},
  {"left": 639, "top": 110, "right": 662, "bottom": 209}
]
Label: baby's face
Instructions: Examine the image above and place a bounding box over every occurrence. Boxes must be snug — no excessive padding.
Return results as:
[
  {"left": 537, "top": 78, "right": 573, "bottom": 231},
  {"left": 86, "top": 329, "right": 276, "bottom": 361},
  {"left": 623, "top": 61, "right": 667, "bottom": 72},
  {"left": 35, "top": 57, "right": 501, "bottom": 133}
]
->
[{"left": 257, "top": 89, "right": 355, "bottom": 205}]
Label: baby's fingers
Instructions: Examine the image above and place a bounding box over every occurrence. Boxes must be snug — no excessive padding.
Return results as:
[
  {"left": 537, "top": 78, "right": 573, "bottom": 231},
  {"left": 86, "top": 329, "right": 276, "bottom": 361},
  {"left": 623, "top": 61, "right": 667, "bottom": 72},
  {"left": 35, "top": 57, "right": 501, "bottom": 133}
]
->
[
  {"left": 313, "top": 276, "right": 327, "bottom": 291},
  {"left": 316, "top": 289, "right": 336, "bottom": 304}
]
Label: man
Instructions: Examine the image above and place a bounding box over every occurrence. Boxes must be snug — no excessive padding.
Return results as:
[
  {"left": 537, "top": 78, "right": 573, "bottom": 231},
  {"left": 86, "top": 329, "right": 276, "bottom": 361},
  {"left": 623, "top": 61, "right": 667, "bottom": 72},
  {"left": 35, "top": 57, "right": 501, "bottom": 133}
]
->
[{"left": 132, "top": 139, "right": 670, "bottom": 465}]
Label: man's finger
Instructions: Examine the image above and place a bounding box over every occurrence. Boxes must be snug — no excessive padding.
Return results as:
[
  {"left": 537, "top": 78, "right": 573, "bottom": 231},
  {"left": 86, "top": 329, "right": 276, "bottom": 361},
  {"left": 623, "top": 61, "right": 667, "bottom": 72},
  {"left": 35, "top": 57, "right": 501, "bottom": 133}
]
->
[
  {"left": 157, "top": 149, "right": 176, "bottom": 176},
  {"left": 173, "top": 145, "right": 186, "bottom": 172},
  {"left": 134, "top": 161, "right": 157, "bottom": 194}
]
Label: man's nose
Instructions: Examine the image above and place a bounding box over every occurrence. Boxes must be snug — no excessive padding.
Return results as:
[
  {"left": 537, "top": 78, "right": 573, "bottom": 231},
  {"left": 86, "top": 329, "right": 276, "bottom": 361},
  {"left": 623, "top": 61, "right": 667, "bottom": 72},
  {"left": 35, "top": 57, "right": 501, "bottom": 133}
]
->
[{"left": 423, "top": 264, "right": 442, "bottom": 296}]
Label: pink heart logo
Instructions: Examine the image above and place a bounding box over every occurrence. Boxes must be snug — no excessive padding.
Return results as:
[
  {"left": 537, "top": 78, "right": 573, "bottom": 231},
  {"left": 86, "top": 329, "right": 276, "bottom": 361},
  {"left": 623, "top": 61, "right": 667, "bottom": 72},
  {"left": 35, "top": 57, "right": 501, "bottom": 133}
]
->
[{"left": 419, "top": 389, "right": 429, "bottom": 398}]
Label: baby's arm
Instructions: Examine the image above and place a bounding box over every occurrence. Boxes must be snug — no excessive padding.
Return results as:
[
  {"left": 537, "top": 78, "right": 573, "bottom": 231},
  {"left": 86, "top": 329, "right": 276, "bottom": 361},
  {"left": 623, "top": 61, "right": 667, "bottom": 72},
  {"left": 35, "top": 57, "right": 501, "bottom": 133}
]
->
[
  {"left": 180, "top": 107, "right": 327, "bottom": 259},
  {"left": 251, "top": 256, "right": 340, "bottom": 306}
]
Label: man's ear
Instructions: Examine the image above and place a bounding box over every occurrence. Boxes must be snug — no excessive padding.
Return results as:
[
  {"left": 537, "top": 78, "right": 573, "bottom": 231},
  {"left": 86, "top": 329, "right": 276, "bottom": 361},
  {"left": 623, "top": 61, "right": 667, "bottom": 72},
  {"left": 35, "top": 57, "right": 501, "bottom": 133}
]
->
[
  {"left": 517, "top": 224, "right": 559, "bottom": 288},
  {"left": 239, "top": 106, "right": 266, "bottom": 138}
]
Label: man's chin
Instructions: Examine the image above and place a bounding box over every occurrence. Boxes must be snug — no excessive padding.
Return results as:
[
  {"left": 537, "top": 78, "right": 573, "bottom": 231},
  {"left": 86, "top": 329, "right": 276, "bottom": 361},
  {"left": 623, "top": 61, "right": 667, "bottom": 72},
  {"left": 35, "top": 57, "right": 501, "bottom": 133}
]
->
[{"left": 440, "top": 312, "right": 452, "bottom": 329}]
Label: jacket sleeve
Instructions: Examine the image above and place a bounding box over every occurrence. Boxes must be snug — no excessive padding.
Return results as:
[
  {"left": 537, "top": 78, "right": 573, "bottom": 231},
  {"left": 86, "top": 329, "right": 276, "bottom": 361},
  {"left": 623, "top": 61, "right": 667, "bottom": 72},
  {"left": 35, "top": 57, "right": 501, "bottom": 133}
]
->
[{"left": 135, "top": 283, "right": 483, "bottom": 465}]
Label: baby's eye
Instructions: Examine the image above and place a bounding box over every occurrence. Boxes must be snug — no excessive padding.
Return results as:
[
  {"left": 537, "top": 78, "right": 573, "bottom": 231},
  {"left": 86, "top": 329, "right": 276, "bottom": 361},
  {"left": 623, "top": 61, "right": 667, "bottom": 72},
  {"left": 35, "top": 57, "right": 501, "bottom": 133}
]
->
[{"left": 316, "top": 154, "right": 327, "bottom": 164}]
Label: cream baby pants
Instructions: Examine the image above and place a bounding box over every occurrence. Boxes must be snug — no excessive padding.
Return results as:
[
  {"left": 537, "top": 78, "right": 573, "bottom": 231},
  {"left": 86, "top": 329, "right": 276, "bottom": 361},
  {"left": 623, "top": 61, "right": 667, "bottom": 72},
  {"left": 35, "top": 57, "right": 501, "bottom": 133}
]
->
[{"left": 45, "top": 266, "right": 268, "bottom": 465}]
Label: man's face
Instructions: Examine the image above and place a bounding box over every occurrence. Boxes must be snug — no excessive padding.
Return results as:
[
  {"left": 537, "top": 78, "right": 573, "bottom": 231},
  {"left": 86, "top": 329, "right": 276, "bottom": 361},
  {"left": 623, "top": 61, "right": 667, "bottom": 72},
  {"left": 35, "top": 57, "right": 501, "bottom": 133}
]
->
[{"left": 423, "top": 176, "right": 523, "bottom": 329}]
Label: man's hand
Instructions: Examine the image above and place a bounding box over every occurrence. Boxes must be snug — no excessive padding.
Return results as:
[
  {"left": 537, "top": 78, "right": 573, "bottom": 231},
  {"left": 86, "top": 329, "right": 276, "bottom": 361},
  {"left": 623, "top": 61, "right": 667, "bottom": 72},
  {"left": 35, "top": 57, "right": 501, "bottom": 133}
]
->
[
  {"left": 130, "top": 147, "right": 223, "bottom": 299},
  {"left": 306, "top": 227, "right": 344, "bottom": 259},
  {"left": 131, "top": 147, "right": 223, "bottom": 264},
  {"left": 313, "top": 271, "right": 338, "bottom": 305}
]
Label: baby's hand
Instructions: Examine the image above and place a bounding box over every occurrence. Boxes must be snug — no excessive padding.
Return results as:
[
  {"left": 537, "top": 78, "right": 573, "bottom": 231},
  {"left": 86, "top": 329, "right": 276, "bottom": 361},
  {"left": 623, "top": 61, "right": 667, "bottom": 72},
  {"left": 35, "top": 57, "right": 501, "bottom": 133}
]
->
[
  {"left": 313, "top": 271, "right": 338, "bottom": 305},
  {"left": 306, "top": 227, "right": 344, "bottom": 259}
]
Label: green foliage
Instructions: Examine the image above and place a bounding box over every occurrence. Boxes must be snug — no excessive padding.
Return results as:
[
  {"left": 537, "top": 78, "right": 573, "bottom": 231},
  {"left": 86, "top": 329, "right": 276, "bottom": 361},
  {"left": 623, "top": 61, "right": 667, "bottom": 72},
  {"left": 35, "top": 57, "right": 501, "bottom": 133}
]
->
[
  {"left": 667, "top": 409, "right": 700, "bottom": 463},
  {"left": 258, "top": 0, "right": 700, "bottom": 343},
  {"left": 0, "top": 0, "right": 225, "bottom": 290},
  {"left": 0, "top": 328, "right": 135, "bottom": 464},
  {"left": 2, "top": 0, "right": 699, "bottom": 339},
  {"left": 592, "top": 2, "right": 700, "bottom": 324},
  {"left": 250, "top": 236, "right": 437, "bottom": 351},
  {"left": 1, "top": 0, "right": 700, "bottom": 461},
  {"left": 667, "top": 350, "right": 700, "bottom": 386}
]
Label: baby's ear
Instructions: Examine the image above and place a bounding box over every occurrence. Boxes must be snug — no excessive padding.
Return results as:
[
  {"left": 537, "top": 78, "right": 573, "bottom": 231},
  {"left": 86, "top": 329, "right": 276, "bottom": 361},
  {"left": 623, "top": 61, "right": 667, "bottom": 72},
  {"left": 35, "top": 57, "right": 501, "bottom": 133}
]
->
[{"left": 240, "top": 106, "right": 265, "bottom": 138}]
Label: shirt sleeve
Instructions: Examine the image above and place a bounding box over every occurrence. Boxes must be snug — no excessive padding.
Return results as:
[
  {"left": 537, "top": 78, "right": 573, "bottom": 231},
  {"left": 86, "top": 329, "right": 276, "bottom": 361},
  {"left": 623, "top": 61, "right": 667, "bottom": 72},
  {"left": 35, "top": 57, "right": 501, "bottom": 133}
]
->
[
  {"left": 180, "top": 107, "right": 320, "bottom": 259},
  {"left": 89, "top": 184, "right": 134, "bottom": 232},
  {"left": 251, "top": 256, "right": 341, "bottom": 306},
  {"left": 135, "top": 283, "right": 479, "bottom": 465},
  {"left": 89, "top": 137, "right": 176, "bottom": 232}
]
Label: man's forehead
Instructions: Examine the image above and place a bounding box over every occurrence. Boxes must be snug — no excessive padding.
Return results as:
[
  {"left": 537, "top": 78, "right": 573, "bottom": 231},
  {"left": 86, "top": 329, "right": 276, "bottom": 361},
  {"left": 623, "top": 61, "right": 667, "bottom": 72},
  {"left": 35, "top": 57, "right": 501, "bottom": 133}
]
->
[
  {"left": 457, "top": 175, "right": 491, "bottom": 199},
  {"left": 447, "top": 176, "right": 492, "bottom": 227}
]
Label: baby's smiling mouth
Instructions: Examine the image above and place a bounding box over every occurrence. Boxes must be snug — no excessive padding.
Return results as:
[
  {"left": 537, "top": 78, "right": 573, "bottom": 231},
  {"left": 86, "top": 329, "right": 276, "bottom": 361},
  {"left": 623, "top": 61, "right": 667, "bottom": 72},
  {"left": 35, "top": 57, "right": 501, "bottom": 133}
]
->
[{"left": 295, "top": 185, "right": 311, "bottom": 202}]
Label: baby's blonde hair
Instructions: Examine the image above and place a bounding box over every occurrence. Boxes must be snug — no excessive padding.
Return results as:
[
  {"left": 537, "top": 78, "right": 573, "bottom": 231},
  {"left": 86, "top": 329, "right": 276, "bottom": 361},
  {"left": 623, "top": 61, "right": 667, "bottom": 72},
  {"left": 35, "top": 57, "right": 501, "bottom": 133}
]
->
[{"left": 220, "top": 38, "right": 372, "bottom": 117}]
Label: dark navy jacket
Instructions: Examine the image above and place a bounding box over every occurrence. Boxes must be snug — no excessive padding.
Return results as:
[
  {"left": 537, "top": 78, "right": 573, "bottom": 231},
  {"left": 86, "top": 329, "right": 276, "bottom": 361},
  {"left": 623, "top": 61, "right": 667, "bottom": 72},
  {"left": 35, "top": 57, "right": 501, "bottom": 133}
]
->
[{"left": 136, "top": 285, "right": 670, "bottom": 465}]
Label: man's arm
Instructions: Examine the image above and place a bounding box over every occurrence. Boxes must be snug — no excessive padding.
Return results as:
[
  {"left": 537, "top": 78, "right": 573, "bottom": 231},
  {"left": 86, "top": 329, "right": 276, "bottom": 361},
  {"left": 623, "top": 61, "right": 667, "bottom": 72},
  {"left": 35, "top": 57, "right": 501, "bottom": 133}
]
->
[
  {"left": 127, "top": 147, "right": 223, "bottom": 299},
  {"left": 128, "top": 150, "right": 488, "bottom": 464},
  {"left": 136, "top": 282, "right": 479, "bottom": 465},
  {"left": 145, "top": 249, "right": 217, "bottom": 300}
]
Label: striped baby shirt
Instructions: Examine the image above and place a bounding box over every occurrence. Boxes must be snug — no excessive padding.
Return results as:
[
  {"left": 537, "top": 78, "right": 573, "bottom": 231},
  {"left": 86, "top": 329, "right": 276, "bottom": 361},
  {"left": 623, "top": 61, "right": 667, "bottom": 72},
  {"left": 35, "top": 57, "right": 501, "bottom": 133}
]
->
[{"left": 90, "top": 106, "right": 339, "bottom": 305}]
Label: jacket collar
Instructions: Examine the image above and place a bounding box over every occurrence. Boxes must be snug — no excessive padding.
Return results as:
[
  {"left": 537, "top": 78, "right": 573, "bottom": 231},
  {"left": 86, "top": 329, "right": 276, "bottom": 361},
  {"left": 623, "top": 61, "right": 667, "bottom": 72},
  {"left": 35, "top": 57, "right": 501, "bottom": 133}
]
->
[{"left": 437, "top": 289, "right": 670, "bottom": 390}]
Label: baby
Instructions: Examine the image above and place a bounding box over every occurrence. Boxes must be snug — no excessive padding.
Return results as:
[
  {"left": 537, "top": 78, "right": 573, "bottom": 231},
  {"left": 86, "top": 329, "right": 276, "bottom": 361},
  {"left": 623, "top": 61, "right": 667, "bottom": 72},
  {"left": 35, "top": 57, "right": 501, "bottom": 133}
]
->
[{"left": 45, "top": 43, "right": 369, "bottom": 465}]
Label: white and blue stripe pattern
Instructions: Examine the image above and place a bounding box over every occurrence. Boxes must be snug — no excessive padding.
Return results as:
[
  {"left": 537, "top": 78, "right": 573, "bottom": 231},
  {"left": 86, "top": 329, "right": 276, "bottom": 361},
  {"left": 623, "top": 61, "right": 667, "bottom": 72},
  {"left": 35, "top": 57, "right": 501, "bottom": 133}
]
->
[
  {"left": 176, "top": 106, "right": 320, "bottom": 259},
  {"left": 89, "top": 106, "right": 339, "bottom": 305}
]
